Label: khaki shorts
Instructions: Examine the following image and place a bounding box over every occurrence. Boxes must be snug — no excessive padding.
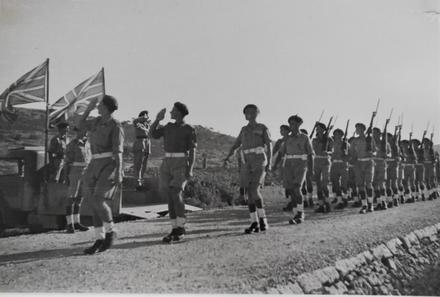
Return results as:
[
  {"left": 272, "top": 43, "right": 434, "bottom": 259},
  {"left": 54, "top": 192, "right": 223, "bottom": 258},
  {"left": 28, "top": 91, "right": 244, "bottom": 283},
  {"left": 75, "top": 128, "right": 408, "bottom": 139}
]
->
[
  {"left": 83, "top": 158, "right": 118, "bottom": 200},
  {"left": 387, "top": 160, "right": 398, "bottom": 181},
  {"left": 415, "top": 164, "right": 425, "bottom": 182},
  {"left": 354, "top": 159, "right": 374, "bottom": 188},
  {"left": 284, "top": 159, "right": 307, "bottom": 189},
  {"left": 133, "top": 138, "right": 150, "bottom": 154},
  {"left": 67, "top": 166, "right": 86, "bottom": 198},
  {"left": 373, "top": 159, "right": 387, "bottom": 184},
  {"left": 240, "top": 153, "right": 267, "bottom": 187},
  {"left": 159, "top": 157, "right": 188, "bottom": 191}
]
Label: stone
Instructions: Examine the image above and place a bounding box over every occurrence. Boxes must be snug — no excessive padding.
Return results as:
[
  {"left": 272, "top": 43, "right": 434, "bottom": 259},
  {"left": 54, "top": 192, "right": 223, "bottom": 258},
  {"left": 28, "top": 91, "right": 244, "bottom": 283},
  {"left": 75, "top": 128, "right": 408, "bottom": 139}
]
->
[
  {"left": 320, "top": 266, "right": 340, "bottom": 284},
  {"left": 435, "top": 223, "right": 440, "bottom": 233},
  {"left": 334, "top": 281, "right": 348, "bottom": 294},
  {"left": 297, "top": 272, "right": 323, "bottom": 294},
  {"left": 414, "top": 229, "right": 428, "bottom": 241},
  {"left": 276, "top": 285, "right": 293, "bottom": 294},
  {"left": 385, "top": 238, "right": 403, "bottom": 255},
  {"left": 335, "top": 259, "right": 355, "bottom": 277},
  {"left": 362, "top": 250, "right": 375, "bottom": 263},
  {"left": 383, "top": 258, "right": 397, "bottom": 270},
  {"left": 365, "top": 273, "right": 381, "bottom": 286},
  {"left": 407, "top": 232, "right": 419, "bottom": 245},
  {"left": 287, "top": 282, "right": 304, "bottom": 295},
  {"left": 371, "top": 244, "right": 393, "bottom": 260},
  {"left": 323, "top": 285, "right": 339, "bottom": 295},
  {"left": 266, "top": 287, "right": 280, "bottom": 294}
]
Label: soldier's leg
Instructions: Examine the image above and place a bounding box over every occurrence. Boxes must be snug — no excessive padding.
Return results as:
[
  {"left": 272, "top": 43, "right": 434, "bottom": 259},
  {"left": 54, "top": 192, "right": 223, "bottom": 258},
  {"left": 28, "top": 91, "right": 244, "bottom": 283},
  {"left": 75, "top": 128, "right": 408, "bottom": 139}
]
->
[
  {"left": 365, "top": 160, "right": 375, "bottom": 212},
  {"left": 133, "top": 149, "right": 143, "bottom": 187},
  {"left": 409, "top": 167, "right": 417, "bottom": 200},
  {"left": 372, "top": 162, "right": 381, "bottom": 204},
  {"left": 355, "top": 162, "right": 367, "bottom": 213},
  {"left": 330, "top": 164, "right": 341, "bottom": 201},
  {"left": 141, "top": 152, "right": 149, "bottom": 180},
  {"left": 403, "top": 166, "right": 411, "bottom": 202},
  {"left": 288, "top": 160, "right": 307, "bottom": 224},
  {"left": 305, "top": 170, "right": 314, "bottom": 206},
  {"left": 340, "top": 164, "right": 349, "bottom": 206}
]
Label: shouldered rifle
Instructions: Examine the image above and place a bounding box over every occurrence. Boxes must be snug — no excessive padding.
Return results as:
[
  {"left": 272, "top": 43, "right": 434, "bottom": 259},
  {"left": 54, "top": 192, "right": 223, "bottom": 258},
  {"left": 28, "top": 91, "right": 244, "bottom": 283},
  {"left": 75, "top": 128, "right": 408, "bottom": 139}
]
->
[
  {"left": 343, "top": 119, "right": 350, "bottom": 152},
  {"left": 366, "top": 98, "right": 380, "bottom": 151},
  {"left": 309, "top": 109, "right": 325, "bottom": 139},
  {"left": 409, "top": 123, "right": 413, "bottom": 142},
  {"left": 323, "top": 116, "right": 334, "bottom": 151}
]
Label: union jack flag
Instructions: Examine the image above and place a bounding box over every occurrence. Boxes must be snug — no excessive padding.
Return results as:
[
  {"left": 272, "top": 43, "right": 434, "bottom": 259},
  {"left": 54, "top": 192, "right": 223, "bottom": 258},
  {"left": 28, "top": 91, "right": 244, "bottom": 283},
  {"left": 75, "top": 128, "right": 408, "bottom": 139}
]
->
[
  {"left": 49, "top": 68, "right": 105, "bottom": 126},
  {"left": 0, "top": 59, "right": 49, "bottom": 123}
]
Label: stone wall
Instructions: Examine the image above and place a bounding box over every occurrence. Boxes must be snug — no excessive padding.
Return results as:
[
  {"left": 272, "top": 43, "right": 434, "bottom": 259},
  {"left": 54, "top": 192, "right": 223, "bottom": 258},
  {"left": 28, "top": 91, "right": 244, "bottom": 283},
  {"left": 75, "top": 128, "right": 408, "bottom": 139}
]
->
[{"left": 266, "top": 222, "right": 440, "bottom": 295}]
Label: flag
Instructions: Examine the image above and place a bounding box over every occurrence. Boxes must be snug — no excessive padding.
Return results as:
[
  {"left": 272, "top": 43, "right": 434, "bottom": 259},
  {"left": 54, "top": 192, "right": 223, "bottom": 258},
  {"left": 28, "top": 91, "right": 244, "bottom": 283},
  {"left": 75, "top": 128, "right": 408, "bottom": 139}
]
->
[
  {"left": 0, "top": 60, "right": 49, "bottom": 123},
  {"left": 49, "top": 68, "right": 105, "bottom": 126}
]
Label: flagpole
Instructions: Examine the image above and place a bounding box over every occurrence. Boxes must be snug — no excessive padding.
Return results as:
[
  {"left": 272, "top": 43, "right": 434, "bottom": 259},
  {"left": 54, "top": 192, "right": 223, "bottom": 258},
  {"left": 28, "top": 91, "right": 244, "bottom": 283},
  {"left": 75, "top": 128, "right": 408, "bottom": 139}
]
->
[{"left": 43, "top": 58, "right": 50, "bottom": 207}]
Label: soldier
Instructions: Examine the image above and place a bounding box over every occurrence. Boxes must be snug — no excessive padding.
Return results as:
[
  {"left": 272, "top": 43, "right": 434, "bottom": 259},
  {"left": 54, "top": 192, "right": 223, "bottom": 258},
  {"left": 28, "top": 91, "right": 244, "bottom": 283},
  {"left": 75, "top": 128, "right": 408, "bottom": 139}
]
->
[
  {"left": 349, "top": 123, "right": 376, "bottom": 214},
  {"left": 400, "top": 140, "right": 417, "bottom": 203},
  {"left": 224, "top": 104, "right": 272, "bottom": 234},
  {"left": 272, "top": 125, "right": 291, "bottom": 211},
  {"left": 300, "top": 129, "right": 315, "bottom": 208},
  {"left": 423, "top": 138, "right": 438, "bottom": 200},
  {"left": 312, "top": 122, "right": 332, "bottom": 213},
  {"left": 385, "top": 131, "right": 400, "bottom": 208},
  {"left": 48, "top": 122, "right": 69, "bottom": 182},
  {"left": 151, "top": 102, "right": 197, "bottom": 243},
  {"left": 396, "top": 128, "right": 406, "bottom": 203},
  {"left": 132, "top": 110, "right": 151, "bottom": 189},
  {"left": 348, "top": 136, "right": 361, "bottom": 207},
  {"left": 412, "top": 139, "right": 427, "bottom": 200},
  {"left": 329, "top": 128, "right": 349, "bottom": 209},
  {"left": 64, "top": 127, "right": 90, "bottom": 233},
  {"left": 236, "top": 147, "right": 248, "bottom": 206},
  {"left": 435, "top": 152, "right": 440, "bottom": 197},
  {"left": 372, "top": 125, "right": 390, "bottom": 211},
  {"left": 274, "top": 115, "right": 314, "bottom": 224},
  {"left": 78, "top": 95, "right": 124, "bottom": 254}
]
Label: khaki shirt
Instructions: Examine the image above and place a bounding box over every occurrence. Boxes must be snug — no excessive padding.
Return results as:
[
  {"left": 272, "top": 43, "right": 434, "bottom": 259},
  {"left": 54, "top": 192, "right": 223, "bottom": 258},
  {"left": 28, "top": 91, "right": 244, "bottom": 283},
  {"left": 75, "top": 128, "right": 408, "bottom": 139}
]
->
[
  {"left": 279, "top": 132, "right": 314, "bottom": 156},
  {"left": 84, "top": 116, "right": 124, "bottom": 155},
  {"left": 236, "top": 123, "right": 271, "bottom": 150},
  {"left": 349, "top": 136, "right": 376, "bottom": 160},
  {"left": 330, "top": 139, "right": 349, "bottom": 160},
  {"left": 48, "top": 135, "right": 67, "bottom": 159},
  {"left": 133, "top": 118, "right": 151, "bottom": 138},
  {"left": 312, "top": 136, "right": 332, "bottom": 157},
  {"left": 65, "top": 138, "right": 89, "bottom": 164},
  {"left": 151, "top": 122, "right": 197, "bottom": 153}
]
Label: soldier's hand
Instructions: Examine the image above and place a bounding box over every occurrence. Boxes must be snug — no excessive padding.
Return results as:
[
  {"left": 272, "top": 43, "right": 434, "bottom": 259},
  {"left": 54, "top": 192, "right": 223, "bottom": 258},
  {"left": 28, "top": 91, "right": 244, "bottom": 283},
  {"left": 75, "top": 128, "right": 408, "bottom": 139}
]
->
[
  {"left": 87, "top": 98, "right": 99, "bottom": 111},
  {"left": 372, "top": 111, "right": 377, "bottom": 117},
  {"left": 185, "top": 167, "right": 194, "bottom": 179},
  {"left": 386, "top": 118, "right": 390, "bottom": 124},
  {"left": 156, "top": 108, "right": 166, "bottom": 121},
  {"left": 265, "top": 164, "right": 272, "bottom": 173}
]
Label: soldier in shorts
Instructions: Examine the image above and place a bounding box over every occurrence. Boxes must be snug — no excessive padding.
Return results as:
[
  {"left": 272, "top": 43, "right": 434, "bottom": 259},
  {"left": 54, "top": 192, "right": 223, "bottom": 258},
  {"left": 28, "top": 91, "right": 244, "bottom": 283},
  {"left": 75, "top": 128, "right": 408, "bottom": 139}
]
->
[
  {"left": 372, "top": 125, "right": 390, "bottom": 211},
  {"left": 348, "top": 136, "right": 361, "bottom": 207},
  {"left": 385, "top": 132, "right": 401, "bottom": 208},
  {"left": 275, "top": 115, "right": 314, "bottom": 224},
  {"left": 64, "top": 127, "right": 90, "bottom": 233},
  {"left": 412, "top": 139, "right": 427, "bottom": 200},
  {"left": 150, "top": 102, "right": 197, "bottom": 243},
  {"left": 329, "top": 129, "right": 349, "bottom": 209},
  {"left": 132, "top": 110, "right": 151, "bottom": 189},
  {"left": 423, "top": 138, "right": 438, "bottom": 200},
  {"left": 78, "top": 95, "right": 124, "bottom": 254},
  {"left": 300, "top": 129, "right": 315, "bottom": 208},
  {"left": 273, "top": 125, "right": 291, "bottom": 211},
  {"left": 224, "top": 104, "right": 272, "bottom": 234},
  {"left": 349, "top": 123, "right": 376, "bottom": 214},
  {"left": 312, "top": 122, "right": 332, "bottom": 213},
  {"left": 400, "top": 140, "right": 417, "bottom": 203}
]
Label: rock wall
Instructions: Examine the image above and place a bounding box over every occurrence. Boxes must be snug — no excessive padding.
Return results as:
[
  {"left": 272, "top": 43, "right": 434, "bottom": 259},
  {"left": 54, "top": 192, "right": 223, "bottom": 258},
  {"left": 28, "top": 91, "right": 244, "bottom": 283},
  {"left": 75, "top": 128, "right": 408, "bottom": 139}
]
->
[{"left": 266, "top": 222, "right": 440, "bottom": 295}]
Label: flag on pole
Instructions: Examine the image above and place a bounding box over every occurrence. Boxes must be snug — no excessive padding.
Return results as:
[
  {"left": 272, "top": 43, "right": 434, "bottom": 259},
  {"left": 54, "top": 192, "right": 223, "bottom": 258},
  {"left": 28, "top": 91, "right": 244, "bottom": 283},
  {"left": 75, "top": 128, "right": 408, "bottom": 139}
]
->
[
  {"left": 0, "top": 60, "right": 49, "bottom": 123},
  {"left": 49, "top": 68, "right": 105, "bottom": 126}
]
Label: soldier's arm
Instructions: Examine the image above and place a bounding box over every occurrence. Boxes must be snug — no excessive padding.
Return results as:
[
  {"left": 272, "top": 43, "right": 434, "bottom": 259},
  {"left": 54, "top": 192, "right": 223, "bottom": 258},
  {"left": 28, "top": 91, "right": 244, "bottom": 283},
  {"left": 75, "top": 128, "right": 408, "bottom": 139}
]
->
[
  {"left": 77, "top": 98, "right": 99, "bottom": 132},
  {"left": 225, "top": 130, "right": 242, "bottom": 162},
  {"left": 306, "top": 137, "right": 315, "bottom": 175},
  {"left": 263, "top": 126, "right": 272, "bottom": 170},
  {"left": 112, "top": 123, "right": 125, "bottom": 184},
  {"left": 150, "top": 108, "right": 166, "bottom": 139},
  {"left": 273, "top": 142, "right": 286, "bottom": 170}
]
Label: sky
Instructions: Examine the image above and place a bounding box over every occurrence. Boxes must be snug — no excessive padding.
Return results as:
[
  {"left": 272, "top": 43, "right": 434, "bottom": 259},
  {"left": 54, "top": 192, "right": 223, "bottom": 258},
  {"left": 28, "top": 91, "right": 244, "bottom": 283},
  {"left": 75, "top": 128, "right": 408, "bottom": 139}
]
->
[{"left": 0, "top": 0, "right": 439, "bottom": 139}]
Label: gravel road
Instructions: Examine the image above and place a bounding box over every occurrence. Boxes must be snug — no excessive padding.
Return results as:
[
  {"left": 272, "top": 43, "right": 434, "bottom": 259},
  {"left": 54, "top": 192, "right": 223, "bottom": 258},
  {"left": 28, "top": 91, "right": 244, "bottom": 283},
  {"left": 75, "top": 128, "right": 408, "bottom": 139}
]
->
[{"left": 1, "top": 186, "right": 439, "bottom": 293}]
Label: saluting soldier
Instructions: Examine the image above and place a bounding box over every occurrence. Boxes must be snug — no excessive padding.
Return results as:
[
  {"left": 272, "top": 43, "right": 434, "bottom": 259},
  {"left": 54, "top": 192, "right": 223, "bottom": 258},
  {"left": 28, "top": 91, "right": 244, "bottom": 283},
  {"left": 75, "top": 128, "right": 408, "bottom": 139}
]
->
[
  {"left": 348, "top": 136, "right": 361, "bottom": 207},
  {"left": 48, "top": 122, "right": 69, "bottom": 182},
  {"left": 224, "top": 104, "right": 272, "bottom": 234},
  {"left": 64, "top": 127, "right": 90, "bottom": 233},
  {"left": 132, "top": 110, "right": 151, "bottom": 189},
  {"left": 412, "top": 139, "right": 427, "bottom": 200},
  {"left": 150, "top": 102, "right": 197, "bottom": 243},
  {"left": 385, "top": 132, "right": 401, "bottom": 208},
  {"left": 78, "top": 95, "right": 124, "bottom": 254},
  {"left": 312, "top": 122, "right": 332, "bottom": 213},
  {"left": 400, "top": 139, "right": 417, "bottom": 203},
  {"left": 423, "top": 138, "right": 438, "bottom": 200},
  {"left": 274, "top": 115, "right": 314, "bottom": 224},
  {"left": 329, "top": 129, "right": 349, "bottom": 209},
  {"left": 372, "top": 126, "right": 390, "bottom": 211},
  {"left": 349, "top": 123, "right": 376, "bottom": 214}
]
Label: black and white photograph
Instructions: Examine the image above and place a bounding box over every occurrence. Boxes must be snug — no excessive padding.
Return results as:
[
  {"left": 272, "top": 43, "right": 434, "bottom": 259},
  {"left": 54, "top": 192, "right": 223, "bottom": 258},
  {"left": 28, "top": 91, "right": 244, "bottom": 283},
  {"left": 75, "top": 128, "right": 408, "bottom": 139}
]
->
[{"left": 0, "top": 0, "right": 439, "bottom": 294}]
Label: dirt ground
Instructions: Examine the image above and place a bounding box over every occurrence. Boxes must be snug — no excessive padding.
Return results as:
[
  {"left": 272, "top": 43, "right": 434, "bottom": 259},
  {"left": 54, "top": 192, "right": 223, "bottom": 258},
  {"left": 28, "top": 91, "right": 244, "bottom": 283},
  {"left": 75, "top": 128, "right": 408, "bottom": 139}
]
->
[{"left": 1, "top": 186, "right": 440, "bottom": 293}]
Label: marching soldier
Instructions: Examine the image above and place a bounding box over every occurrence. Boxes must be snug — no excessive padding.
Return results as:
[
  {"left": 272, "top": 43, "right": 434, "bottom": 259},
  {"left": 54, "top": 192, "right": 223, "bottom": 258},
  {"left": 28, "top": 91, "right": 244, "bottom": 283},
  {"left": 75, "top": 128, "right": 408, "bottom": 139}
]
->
[
  {"left": 329, "top": 128, "right": 349, "bottom": 209},
  {"left": 349, "top": 123, "right": 376, "bottom": 214},
  {"left": 132, "top": 110, "right": 151, "bottom": 189},
  {"left": 274, "top": 115, "right": 314, "bottom": 224},
  {"left": 48, "top": 122, "right": 69, "bottom": 182},
  {"left": 423, "top": 138, "right": 439, "bottom": 200},
  {"left": 372, "top": 125, "right": 390, "bottom": 211},
  {"left": 400, "top": 139, "right": 417, "bottom": 203},
  {"left": 78, "top": 95, "right": 124, "bottom": 254},
  {"left": 385, "top": 131, "right": 400, "bottom": 208},
  {"left": 300, "top": 129, "right": 315, "bottom": 208},
  {"left": 412, "top": 139, "right": 427, "bottom": 200},
  {"left": 224, "top": 104, "right": 272, "bottom": 234},
  {"left": 348, "top": 136, "right": 361, "bottom": 207},
  {"left": 150, "top": 102, "right": 197, "bottom": 243},
  {"left": 273, "top": 125, "right": 291, "bottom": 211},
  {"left": 312, "top": 122, "right": 332, "bottom": 213},
  {"left": 64, "top": 127, "right": 90, "bottom": 233}
]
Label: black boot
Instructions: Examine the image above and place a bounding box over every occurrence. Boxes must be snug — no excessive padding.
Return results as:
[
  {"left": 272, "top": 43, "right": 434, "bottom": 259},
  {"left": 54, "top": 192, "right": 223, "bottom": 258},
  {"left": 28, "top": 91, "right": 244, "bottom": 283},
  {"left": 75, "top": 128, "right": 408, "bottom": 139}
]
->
[
  {"left": 315, "top": 205, "right": 326, "bottom": 213},
  {"left": 74, "top": 223, "right": 89, "bottom": 232},
  {"left": 245, "top": 222, "right": 259, "bottom": 234},
  {"left": 98, "top": 231, "right": 116, "bottom": 252},
  {"left": 259, "top": 218, "right": 268, "bottom": 232},
  {"left": 393, "top": 198, "right": 399, "bottom": 207},
  {"left": 163, "top": 229, "right": 177, "bottom": 243},
  {"left": 352, "top": 201, "right": 362, "bottom": 208},
  {"left": 359, "top": 205, "right": 367, "bottom": 214},
  {"left": 381, "top": 201, "right": 387, "bottom": 210},
  {"left": 66, "top": 224, "right": 75, "bottom": 234},
  {"left": 324, "top": 202, "right": 331, "bottom": 213},
  {"left": 367, "top": 203, "right": 374, "bottom": 213},
  {"left": 84, "top": 240, "right": 104, "bottom": 255},
  {"left": 308, "top": 198, "right": 314, "bottom": 208}
]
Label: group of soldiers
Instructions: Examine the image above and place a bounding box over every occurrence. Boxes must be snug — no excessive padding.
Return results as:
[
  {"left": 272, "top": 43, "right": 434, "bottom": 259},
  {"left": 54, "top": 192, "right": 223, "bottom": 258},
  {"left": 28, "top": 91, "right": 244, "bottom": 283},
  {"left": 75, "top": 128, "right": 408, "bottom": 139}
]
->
[
  {"left": 46, "top": 96, "right": 440, "bottom": 251},
  {"left": 226, "top": 103, "right": 440, "bottom": 233}
]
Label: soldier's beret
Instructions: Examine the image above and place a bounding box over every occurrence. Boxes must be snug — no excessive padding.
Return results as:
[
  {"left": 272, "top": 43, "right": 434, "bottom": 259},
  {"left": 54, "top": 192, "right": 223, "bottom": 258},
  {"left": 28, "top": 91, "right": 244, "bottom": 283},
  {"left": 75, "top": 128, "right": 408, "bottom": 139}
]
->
[
  {"left": 411, "top": 139, "right": 420, "bottom": 145},
  {"left": 300, "top": 128, "right": 308, "bottom": 135},
  {"left": 333, "top": 128, "right": 343, "bottom": 136},
  {"left": 386, "top": 132, "right": 393, "bottom": 138},
  {"left": 243, "top": 104, "right": 259, "bottom": 114},
  {"left": 401, "top": 139, "right": 409, "bottom": 144},
  {"left": 102, "top": 95, "right": 118, "bottom": 112},
  {"left": 138, "top": 110, "right": 149, "bottom": 117},
  {"left": 174, "top": 101, "right": 189, "bottom": 116},
  {"left": 372, "top": 127, "right": 381, "bottom": 134},
  {"left": 288, "top": 115, "right": 303, "bottom": 124},
  {"left": 280, "top": 125, "right": 290, "bottom": 131},
  {"left": 355, "top": 123, "right": 366, "bottom": 130},
  {"left": 422, "top": 138, "right": 431, "bottom": 144},
  {"left": 315, "top": 122, "right": 326, "bottom": 130}
]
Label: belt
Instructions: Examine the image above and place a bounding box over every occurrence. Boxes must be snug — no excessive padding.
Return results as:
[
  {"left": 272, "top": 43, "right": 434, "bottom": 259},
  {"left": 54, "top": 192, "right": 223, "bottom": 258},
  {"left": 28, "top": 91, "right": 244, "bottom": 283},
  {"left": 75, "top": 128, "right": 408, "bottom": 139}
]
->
[
  {"left": 314, "top": 155, "right": 329, "bottom": 159},
  {"left": 386, "top": 158, "right": 396, "bottom": 162},
  {"left": 136, "top": 136, "right": 149, "bottom": 139},
  {"left": 358, "top": 158, "right": 371, "bottom": 161},
  {"left": 72, "top": 162, "right": 87, "bottom": 166},
  {"left": 242, "top": 147, "right": 265, "bottom": 155},
  {"left": 373, "top": 157, "right": 385, "bottom": 161},
  {"left": 285, "top": 154, "right": 307, "bottom": 160},
  {"left": 333, "top": 159, "right": 345, "bottom": 163},
  {"left": 164, "top": 152, "right": 186, "bottom": 158},
  {"left": 424, "top": 161, "right": 433, "bottom": 164},
  {"left": 91, "top": 152, "right": 113, "bottom": 159}
]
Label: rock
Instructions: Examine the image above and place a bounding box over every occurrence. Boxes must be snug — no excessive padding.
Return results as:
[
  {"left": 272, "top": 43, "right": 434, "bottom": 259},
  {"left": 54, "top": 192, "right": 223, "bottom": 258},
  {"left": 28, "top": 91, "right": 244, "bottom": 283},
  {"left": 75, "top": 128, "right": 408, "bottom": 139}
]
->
[
  {"left": 286, "top": 282, "right": 304, "bottom": 294},
  {"left": 334, "top": 281, "right": 348, "bottom": 294},
  {"left": 435, "top": 223, "right": 440, "bottom": 233},
  {"left": 335, "top": 258, "right": 357, "bottom": 277},
  {"left": 383, "top": 258, "right": 397, "bottom": 270},
  {"left": 297, "top": 272, "right": 323, "bottom": 294},
  {"left": 276, "top": 285, "right": 292, "bottom": 294},
  {"left": 414, "top": 229, "right": 428, "bottom": 241},
  {"left": 385, "top": 238, "right": 403, "bottom": 255},
  {"left": 323, "top": 285, "right": 339, "bottom": 295},
  {"left": 266, "top": 287, "right": 280, "bottom": 294},
  {"left": 362, "top": 251, "right": 375, "bottom": 263},
  {"left": 371, "top": 244, "right": 393, "bottom": 260},
  {"left": 365, "top": 272, "right": 381, "bottom": 286},
  {"left": 312, "top": 266, "right": 340, "bottom": 285}
]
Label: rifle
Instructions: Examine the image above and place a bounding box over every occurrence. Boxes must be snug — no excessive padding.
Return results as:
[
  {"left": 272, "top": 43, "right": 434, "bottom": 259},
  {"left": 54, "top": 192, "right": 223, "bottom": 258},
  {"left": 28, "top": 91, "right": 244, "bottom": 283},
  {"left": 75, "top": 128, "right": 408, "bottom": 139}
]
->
[
  {"left": 366, "top": 98, "right": 380, "bottom": 151},
  {"left": 381, "top": 109, "right": 392, "bottom": 153},
  {"left": 323, "top": 116, "right": 334, "bottom": 152},
  {"left": 343, "top": 119, "right": 350, "bottom": 152},
  {"left": 409, "top": 123, "right": 413, "bottom": 142},
  {"left": 309, "top": 109, "right": 325, "bottom": 139}
]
